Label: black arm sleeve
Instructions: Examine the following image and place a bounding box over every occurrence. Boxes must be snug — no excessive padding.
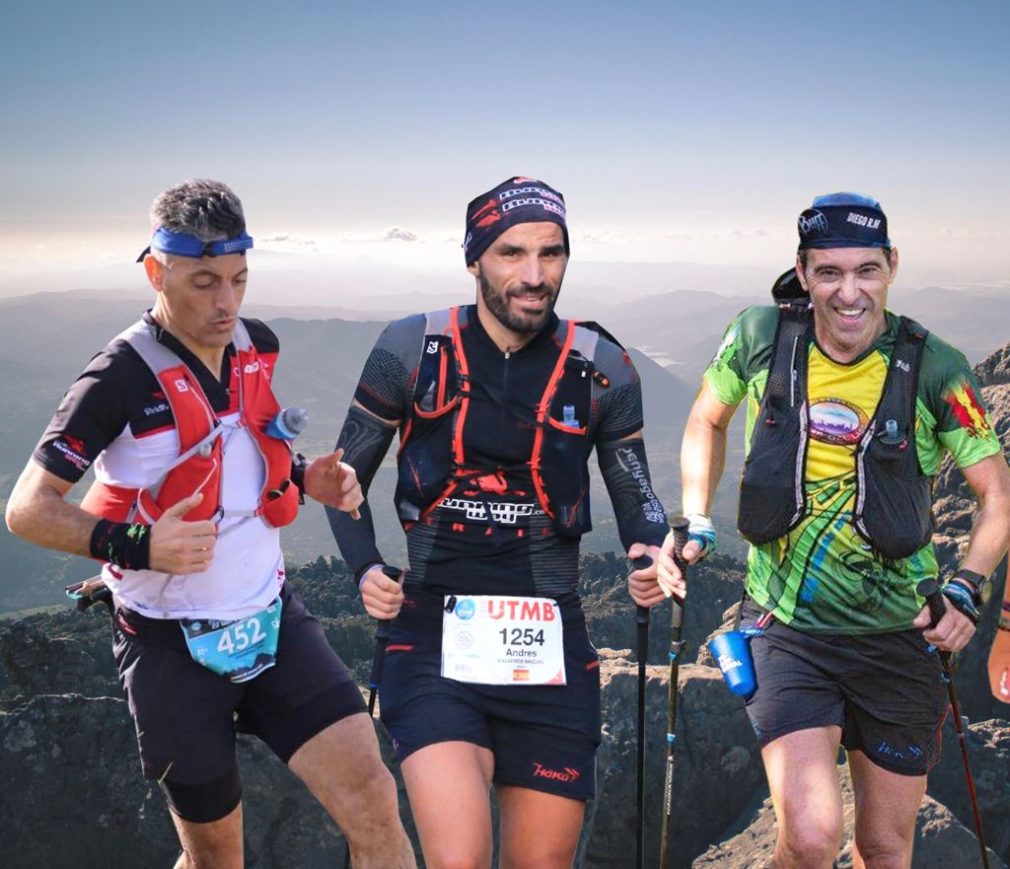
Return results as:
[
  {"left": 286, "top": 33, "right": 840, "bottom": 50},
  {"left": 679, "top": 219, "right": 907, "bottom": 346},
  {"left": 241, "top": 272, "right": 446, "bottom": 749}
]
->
[
  {"left": 597, "top": 437, "right": 668, "bottom": 550},
  {"left": 325, "top": 405, "right": 398, "bottom": 580}
]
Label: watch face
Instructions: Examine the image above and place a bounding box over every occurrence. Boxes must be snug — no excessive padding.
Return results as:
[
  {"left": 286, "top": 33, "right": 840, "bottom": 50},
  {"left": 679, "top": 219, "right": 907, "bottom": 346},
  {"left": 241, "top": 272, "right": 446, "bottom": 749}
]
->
[{"left": 956, "top": 569, "right": 991, "bottom": 606}]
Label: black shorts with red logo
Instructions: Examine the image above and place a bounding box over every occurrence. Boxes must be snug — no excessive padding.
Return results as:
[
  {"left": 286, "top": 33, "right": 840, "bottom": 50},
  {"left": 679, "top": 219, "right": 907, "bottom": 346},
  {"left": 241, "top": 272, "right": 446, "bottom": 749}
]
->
[{"left": 379, "top": 588, "right": 602, "bottom": 801}]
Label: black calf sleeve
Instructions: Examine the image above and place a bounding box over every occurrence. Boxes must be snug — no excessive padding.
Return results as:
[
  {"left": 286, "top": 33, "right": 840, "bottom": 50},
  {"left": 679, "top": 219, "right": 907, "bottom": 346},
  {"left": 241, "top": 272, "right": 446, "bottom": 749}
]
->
[{"left": 160, "top": 766, "right": 242, "bottom": 823}]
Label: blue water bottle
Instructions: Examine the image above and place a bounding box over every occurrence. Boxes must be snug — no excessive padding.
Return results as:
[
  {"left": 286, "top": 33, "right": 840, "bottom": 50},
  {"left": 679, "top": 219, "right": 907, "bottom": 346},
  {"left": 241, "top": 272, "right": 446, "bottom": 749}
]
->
[
  {"left": 266, "top": 407, "right": 308, "bottom": 440},
  {"left": 708, "top": 629, "right": 758, "bottom": 698}
]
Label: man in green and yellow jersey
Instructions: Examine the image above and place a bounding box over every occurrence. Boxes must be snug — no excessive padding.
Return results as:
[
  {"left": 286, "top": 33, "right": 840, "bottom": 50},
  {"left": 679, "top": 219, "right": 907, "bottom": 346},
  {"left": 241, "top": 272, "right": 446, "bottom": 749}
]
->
[{"left": 673, "top": 193, "right": 1010, "bottom": 867}]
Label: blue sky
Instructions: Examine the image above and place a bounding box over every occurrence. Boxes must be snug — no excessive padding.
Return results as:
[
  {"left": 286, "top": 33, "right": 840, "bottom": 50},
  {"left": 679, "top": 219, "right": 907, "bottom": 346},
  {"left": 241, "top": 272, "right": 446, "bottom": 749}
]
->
[{"left": 1, "top": 1, "right": 1008, "bottom": 288}]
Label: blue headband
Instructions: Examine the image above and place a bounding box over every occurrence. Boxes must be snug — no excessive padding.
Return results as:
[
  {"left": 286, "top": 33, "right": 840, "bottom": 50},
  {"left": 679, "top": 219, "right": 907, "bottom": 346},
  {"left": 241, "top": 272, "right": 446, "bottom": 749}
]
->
[{"left": 136, "top": 227, "right": 254, "bottom": 262}]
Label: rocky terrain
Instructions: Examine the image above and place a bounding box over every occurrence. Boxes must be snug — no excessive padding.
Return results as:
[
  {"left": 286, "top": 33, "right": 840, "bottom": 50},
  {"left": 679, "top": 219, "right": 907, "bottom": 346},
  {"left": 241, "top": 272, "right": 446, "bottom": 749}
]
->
[{"left": 2, "top": 339, "right": 1009, "bottom": 867}]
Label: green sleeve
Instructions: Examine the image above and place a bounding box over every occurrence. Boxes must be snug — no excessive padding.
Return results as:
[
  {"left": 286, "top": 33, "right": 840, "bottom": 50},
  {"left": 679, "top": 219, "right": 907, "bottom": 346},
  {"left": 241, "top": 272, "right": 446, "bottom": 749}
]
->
[
  {"left": 703, "top": 315, "right": 748, "bottom": 406},
  {"left": 920, "top": 337, "right": 1002, "bottom": 468}
]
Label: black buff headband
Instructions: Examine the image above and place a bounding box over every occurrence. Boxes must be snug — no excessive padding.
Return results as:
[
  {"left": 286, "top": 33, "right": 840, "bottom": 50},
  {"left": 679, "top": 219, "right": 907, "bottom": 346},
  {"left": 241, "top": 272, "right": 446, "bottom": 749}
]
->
[
  {"left": 797, "top": 192, "right": 890, "bottom": 250},
  {"left": 463, "top": 176, "right": 569, "bottom": 265}
]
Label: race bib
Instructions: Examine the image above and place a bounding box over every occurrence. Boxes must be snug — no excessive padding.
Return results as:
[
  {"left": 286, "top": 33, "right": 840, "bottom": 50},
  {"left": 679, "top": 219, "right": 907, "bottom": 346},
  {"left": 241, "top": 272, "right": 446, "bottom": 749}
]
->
[
  {"left": 441, "top": 595, "right": 566, "bottom": 686},
  {"left": 180, "top": 597, "right": 282, "bottom": 683}
]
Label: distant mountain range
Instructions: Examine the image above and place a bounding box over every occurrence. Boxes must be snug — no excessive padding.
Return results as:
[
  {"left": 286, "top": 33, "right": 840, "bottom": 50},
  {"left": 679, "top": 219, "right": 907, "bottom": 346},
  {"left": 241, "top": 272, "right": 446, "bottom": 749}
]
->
[{"left": 1, "top": 282, "right": 1006, "bottom": 613}]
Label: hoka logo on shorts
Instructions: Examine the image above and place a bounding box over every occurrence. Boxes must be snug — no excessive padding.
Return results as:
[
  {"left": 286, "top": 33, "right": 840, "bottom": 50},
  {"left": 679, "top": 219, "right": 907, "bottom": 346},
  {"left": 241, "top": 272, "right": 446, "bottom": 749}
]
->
[{"left": 532, "top": 762, "right": 580, "bottom": 783}]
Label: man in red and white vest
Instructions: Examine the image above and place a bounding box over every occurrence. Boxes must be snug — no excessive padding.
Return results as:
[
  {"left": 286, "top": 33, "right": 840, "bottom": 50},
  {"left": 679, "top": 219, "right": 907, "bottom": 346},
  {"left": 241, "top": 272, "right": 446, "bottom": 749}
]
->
[{"left": 5, "top": 179, "right": 415, "bottom": 869}]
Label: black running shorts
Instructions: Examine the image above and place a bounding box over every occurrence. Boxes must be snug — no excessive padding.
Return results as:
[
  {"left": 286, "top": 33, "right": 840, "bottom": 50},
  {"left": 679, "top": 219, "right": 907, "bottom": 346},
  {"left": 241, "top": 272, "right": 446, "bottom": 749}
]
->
[
  {"left": 113, "top": 583, "right": 366, "bottom": 789},
  {"left": 379, "top": 590, "right": 602, "bottom": 801},
  {"left": 742, "top": 602, "right": 948, "bottom": 776}
]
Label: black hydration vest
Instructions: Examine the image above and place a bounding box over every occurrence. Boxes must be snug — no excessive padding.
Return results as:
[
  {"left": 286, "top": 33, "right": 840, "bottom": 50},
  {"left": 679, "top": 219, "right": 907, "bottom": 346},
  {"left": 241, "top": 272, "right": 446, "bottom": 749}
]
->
[
  {"left": 393, "top": 307, "right": 607, "bottom": 539},
  {"left": 737, "top": 295, "right": 933, "bottom": 560}
]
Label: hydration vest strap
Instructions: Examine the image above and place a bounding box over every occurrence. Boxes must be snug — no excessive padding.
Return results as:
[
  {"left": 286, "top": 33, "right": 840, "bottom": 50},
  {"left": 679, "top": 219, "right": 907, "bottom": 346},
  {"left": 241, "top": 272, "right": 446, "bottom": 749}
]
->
[
  {"left": 764, "top": 304, "right": 811, "bottom": 412},
  {"left": 530, "top": 320, "right": 576, "bottom": 519},
  {"left": 449, "top": 306, "right": 471, "bottom": 470}
]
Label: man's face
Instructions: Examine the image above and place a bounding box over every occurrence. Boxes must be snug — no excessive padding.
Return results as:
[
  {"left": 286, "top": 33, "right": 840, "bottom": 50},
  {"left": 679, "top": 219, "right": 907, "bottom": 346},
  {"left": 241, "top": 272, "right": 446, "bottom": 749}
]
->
[
  {"left": 146, "top": 252, "right": 248, "bottom": 355},
  {"left": 796, "top": 246, "right": 898, "bottom": 361},
  {"left": 469, "top": 222, "right": 568, "bottom": 336}
]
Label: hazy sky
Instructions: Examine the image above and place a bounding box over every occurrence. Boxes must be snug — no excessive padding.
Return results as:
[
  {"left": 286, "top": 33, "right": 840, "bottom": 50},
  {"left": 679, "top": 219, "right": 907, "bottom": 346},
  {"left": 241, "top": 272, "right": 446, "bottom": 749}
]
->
[{"left": 2, "top": 1, "right": 1008, "bottom": 292}]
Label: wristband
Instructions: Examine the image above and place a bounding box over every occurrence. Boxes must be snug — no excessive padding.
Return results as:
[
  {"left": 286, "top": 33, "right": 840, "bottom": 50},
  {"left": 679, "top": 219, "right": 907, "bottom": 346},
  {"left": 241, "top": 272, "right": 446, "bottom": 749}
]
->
[
  {"left": 952, "top": 567, "right": 991, "bottom": 606},
  {"left": 941, "top": 579, "right": 980, "bottom": 626},
  {"left": 1000, "top": 601, "right": 1010, "bottom": 631},
  {"left": 89, "top": 519, "right": 152, "bottom": 571},
  {"left": 686, "top": 512, "right": 717, "bottom": 558},
  {"left": 355, "top": 561, "right": 385, "bottom": 590},
  {"left": 291, "top": 453, "right": 309, "bottom": 504}
]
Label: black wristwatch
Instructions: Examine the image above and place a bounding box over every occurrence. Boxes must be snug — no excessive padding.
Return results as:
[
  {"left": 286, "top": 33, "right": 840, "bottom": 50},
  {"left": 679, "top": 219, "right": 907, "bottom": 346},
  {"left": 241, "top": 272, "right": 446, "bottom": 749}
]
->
[
  {"left": 291, "top": 452, "right": 309, "bottom": 504},
  {"left": 951, "top": 568, "right": 991, "bottom": 607}
]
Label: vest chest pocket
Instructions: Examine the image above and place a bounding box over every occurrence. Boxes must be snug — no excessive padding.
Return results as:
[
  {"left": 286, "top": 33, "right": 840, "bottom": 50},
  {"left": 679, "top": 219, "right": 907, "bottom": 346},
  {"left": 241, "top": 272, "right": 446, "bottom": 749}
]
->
[
  {"left": 546, "top": 356, "right": 593, "bottom": 436},
  {"left": 413, "top": 340, "right": 460, "bottom": 419}
]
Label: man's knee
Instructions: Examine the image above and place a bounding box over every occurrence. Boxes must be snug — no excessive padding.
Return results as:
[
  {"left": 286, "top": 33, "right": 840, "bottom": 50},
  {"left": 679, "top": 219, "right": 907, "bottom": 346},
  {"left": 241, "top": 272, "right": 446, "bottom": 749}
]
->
[
  {"left": 162, "top": 767, "right": 242, "bottom": 824},
  {"left": 170, "top": 798, "right": 243, "bottom": 869},
  {"left": 777, "top": 817, "right": 842, "bottom": 866},
  {"left": 853, "top": 824, "right": 915, "bottom": 868}
]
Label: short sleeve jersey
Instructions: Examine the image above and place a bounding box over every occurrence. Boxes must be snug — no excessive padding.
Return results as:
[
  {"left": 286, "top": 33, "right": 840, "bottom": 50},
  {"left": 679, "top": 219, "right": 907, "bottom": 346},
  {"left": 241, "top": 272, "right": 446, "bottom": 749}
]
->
[
  {"left": 32, "top": 313, "right": 287, "bottom": 620},
  {"left": 705, "top": 306, "right": 1001, "bottom": 634}
]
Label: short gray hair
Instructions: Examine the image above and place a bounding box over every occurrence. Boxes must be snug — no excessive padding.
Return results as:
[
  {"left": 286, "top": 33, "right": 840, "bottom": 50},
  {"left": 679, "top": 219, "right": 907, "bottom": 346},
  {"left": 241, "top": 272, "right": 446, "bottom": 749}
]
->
[{"left": 149, "top": 179, "right": 246, "bottom": 242}]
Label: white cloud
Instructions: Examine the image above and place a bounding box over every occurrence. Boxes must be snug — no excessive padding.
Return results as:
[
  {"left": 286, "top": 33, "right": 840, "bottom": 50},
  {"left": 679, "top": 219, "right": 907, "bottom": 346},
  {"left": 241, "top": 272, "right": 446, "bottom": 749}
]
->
[{"left": 383, "top": 226, "right": 418, "bottom": 242}]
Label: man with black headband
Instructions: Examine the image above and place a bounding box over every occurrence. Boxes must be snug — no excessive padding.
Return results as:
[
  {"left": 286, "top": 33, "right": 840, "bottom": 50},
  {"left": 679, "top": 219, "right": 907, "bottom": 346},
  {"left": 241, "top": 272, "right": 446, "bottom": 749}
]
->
[
  {"left": 668, "top": 192, "right": 1010, "bottom": 866},
  {"left": 5, "top": 179, "right": 415, "bottom": 868},
  {"left": 327, "top": 176, "right": 677, "bottom": 867}
]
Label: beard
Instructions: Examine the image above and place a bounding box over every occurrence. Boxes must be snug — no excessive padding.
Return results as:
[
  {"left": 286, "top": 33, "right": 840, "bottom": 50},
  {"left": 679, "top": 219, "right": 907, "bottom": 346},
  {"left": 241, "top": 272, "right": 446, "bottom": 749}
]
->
[{"left": 478, "top": 269, "right": 558, "bottom": 335}]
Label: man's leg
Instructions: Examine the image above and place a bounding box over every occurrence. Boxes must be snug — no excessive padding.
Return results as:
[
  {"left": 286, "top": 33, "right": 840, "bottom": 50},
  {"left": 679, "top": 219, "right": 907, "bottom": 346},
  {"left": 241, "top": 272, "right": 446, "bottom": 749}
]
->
[
  {"left": 400, "top": 741, "right": 495, "bottom": 869},
  {"left": 497, "top": 784, "right": 585, "bottom": 869},
  {"left": 762, "top": 725, "right": 845, "bottom": 869},
  {"left": 288, "top": 712, "right": 416, "bottom": 869},
  {"left": 847, "top": 749, "right": 926, "bottom": 869},
  {"left": 170, "top": 802, "right": 244, "bottom": 869}
]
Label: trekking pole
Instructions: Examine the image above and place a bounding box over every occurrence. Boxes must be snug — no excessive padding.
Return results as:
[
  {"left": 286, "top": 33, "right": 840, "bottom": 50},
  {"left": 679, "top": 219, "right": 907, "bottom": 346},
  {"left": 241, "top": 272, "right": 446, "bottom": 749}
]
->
[
  {"left": 345, "top": 565, "right": 404, "bottom": 869},
  {"left": 660, "top": 517, "right": 690, "bottom": 869},
  {"left": 631, "top": 557, "right": 653, "bottom": 869},
  {"left": 367, "top": 565, "right": 403, "bottom": 716},
  {"left": 917, "top": 578, "right": 990, "bottom": 869}
]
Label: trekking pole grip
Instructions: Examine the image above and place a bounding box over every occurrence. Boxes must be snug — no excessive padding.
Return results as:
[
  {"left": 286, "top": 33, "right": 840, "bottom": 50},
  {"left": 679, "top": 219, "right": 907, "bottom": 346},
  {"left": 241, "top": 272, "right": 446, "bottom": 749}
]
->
[
  {"left": 917, "top": 578, "right": 947, "bottom": 628},
  {"left": 917, "top": 578, "right": 953, "bottom": 668},
  {"left": 367, "top": 565, "right": 402, "bottom": 716},
  {"left": 632, "top": 555, "right": 654, "bottom": 631},
  {"left": 670, "top": 517, "right": 690, "bottom": 569}
]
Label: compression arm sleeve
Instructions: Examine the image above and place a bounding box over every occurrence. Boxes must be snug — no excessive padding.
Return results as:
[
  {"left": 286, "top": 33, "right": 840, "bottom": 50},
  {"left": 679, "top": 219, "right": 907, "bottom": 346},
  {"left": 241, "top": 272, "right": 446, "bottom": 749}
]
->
[
  {"left": 325, "top": 405, "right": 398, "bottom": 580},
  {"left": 597, "top": 437, "right": 669, "bottom": 551}
]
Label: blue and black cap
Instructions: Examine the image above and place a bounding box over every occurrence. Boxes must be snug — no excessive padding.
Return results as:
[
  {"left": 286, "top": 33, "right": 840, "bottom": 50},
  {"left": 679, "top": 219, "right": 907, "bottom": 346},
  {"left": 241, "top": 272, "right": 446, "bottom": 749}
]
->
[
  {"left": 463, "top": 176, "right": 569, "bottom": 265},
  {"left": 136, "top": 227, "right": 254, "bottom": 263},
  {"left": 797, "top": 192, "right": 890, "bottom": 251}
]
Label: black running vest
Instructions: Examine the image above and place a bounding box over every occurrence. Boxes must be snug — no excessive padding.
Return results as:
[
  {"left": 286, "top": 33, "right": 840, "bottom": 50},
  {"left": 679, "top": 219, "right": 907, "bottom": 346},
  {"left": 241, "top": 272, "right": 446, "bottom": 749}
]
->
[
  {"left": 393, "top": 307, "right": 605, "bottom": 539},
  {"left": 737, "top": 304, "right": 933, "bottom": 560}
]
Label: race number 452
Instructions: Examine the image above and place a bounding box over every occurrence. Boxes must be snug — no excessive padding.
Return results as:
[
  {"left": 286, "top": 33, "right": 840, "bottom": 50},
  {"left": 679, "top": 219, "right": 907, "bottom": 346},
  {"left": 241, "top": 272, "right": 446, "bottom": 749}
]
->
[{"left": 217, "top": 616, "right": 268, "bottom": 655}]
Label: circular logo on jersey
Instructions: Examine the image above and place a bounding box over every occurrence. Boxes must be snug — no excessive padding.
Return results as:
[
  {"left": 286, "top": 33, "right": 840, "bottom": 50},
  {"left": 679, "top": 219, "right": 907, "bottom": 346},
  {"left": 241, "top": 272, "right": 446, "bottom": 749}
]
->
[
  {"left": 454, "top": 598, "right": 476, "bottom": 620},
  {"left": 809, "top": 399, "right": 867, "bottom": 445},
  {"left": 455, "top": 631, "right": 474, "bottom": 650}
]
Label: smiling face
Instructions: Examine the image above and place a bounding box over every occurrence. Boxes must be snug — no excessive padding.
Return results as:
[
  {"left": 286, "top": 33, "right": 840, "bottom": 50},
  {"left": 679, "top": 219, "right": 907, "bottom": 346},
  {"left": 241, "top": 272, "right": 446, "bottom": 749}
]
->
[
  {"left": 796, "top": 246, "right": 899, "bottom": 362},
  {"left": 468, "top": 221, "right": 568, "bottom": 350},
  {"left": 145, "top": 252, "right": 249, "bottom": 370}
]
